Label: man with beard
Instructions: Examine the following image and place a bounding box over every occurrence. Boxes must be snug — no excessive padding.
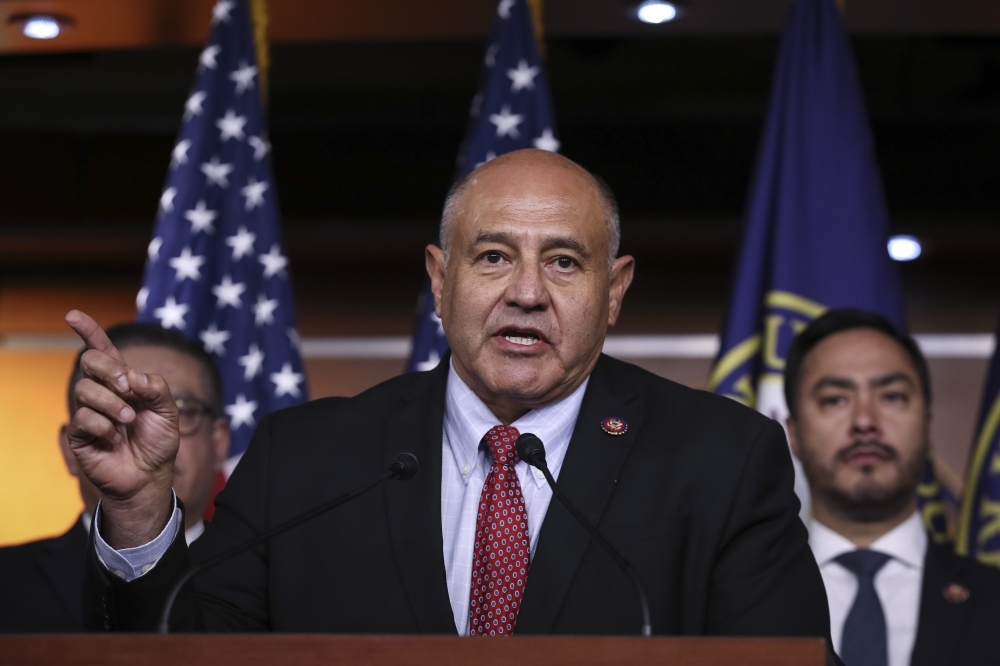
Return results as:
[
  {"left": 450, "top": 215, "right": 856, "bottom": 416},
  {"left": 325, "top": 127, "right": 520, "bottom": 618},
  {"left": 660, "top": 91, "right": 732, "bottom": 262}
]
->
[{"left": 785, "top": 309, "right": 1000, "bottom": 666}]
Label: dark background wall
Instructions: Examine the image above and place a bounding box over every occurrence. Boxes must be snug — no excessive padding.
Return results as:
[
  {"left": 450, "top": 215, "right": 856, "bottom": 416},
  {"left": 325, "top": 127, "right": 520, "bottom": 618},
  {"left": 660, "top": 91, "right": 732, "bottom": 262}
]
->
[
  {"left": 4, "top": 15, "right": 1000, "bottom": 544},
  {"left": 1, "top": 36, "right": 999, "bottom": 335}
]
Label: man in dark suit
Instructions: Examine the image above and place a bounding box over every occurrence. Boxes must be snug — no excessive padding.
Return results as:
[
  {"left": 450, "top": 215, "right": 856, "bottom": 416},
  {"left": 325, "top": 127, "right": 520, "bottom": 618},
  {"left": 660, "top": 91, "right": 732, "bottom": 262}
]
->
[
  {"left": 66, "top": 149, "right": 833, "bottom": 641},
  {"left": 0, "top": 511, "right": 89, "bottom": 632},
  {"left": 785, "top": 308, "right": 1000, "bottom": 666},
  {"left": 0, "top": 322, "right": 229, "bottom": 632}
]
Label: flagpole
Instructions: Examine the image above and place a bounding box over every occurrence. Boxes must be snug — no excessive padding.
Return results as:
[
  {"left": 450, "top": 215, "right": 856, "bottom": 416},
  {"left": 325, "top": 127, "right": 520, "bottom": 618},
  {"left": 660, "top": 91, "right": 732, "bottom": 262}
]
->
[
  {"left": 249, "top": 0, "right": 269, "bottom": 105},
  {"left": 526, "top": 0, "right": 546, "bottom": 56},
  {"left": 404, "top": 0, "right": 559, "bottom": 373}
]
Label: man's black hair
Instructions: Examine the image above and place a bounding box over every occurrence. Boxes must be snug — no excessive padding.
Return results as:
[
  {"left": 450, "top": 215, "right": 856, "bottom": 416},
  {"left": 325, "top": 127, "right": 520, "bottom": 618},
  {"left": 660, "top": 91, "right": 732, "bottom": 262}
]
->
[
  {"left": 784, "top": 308, "right": 931, "bottom": 418},
  {"left": 67, "top": 322, "right": 223, "bottom": 418}
]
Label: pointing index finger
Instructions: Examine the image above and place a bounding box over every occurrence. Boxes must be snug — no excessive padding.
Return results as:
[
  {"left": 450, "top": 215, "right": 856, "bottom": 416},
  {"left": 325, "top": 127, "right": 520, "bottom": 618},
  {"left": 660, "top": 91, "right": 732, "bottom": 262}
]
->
[{"left": 65, "top": 310, "right": 128, "bottom": 366}]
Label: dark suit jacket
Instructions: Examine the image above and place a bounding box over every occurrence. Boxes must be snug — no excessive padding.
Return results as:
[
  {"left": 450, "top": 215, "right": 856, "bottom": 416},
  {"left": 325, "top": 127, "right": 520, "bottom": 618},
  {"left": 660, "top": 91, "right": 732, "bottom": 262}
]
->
[
  {"left": 85, "top": 354, "right": 832, "bottom": 639},
  {"left": 0, "top": 518, "right": 87, "bottom": 632},
  {"left": 911, "top": 541, "right": 1000, "bottom": 666}
]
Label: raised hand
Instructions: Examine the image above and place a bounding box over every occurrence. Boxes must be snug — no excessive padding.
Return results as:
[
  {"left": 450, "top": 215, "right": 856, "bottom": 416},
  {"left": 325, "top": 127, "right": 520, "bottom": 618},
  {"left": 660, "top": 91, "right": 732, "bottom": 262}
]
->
[{"left": 65, "top": 310, "right": 179, "bottom": 548}]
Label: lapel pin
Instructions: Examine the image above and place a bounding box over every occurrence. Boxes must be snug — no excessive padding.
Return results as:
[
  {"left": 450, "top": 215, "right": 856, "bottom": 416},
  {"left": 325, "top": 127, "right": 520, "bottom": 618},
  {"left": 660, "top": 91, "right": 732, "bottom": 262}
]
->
[
  {"left": 601, "top": 417, "right": 627, "bottom": 436},
  {"left": 943, "top": 583, "right": 970, "bottom": 603}
]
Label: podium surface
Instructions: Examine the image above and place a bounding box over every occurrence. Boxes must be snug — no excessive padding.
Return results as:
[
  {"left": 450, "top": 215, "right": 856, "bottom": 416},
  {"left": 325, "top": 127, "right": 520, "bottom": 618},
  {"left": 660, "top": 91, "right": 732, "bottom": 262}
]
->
[{"left": 0, "top": 635, "right": 825, "bottom": 666}]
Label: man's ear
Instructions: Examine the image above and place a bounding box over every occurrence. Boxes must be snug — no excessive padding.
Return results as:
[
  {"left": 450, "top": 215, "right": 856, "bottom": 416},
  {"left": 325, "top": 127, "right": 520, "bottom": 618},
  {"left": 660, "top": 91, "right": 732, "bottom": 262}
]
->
[
  {"left": 786, "top": 416, "right": 803, "bottom": 461},
  {"left": 607, "top": 255, "right": 635, "bottom": 327},
  {"left": 211, "top": 419, "right": 231, "bottom": 472},
  {"left": 58, "top": 424, "right": 83, "bottom": 477},
  {"left": 425, "top": 244, "right": 447, "bottom": 318}
]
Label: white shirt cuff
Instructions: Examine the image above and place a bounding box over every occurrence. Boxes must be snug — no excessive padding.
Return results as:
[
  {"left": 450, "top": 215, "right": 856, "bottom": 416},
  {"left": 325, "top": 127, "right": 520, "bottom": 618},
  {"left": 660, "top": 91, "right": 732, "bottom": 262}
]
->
[{"left": 93, "top": 491, "right": 182, "bottom": 582}]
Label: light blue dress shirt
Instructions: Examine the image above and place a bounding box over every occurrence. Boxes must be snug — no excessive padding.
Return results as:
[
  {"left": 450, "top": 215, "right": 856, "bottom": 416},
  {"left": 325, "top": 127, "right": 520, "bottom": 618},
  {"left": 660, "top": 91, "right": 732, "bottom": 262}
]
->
[{"left": 94, "top": 359, "right": 588, "bottom": 635}]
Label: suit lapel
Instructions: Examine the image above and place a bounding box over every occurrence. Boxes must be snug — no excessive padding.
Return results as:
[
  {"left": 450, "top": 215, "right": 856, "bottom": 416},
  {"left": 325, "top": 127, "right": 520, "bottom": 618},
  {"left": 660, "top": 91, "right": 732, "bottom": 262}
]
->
[
  {"left": 35, "top": 519, "right": 89, "bottom": 626},
  {"left": 910, "top": 541, "right": 972, "bottom": 666},
  {"left": 516, "top": 355, "right": 645, "bottom": 634},
  {"left": 383, "top": 360, "right": 457, "bottom": 634}
]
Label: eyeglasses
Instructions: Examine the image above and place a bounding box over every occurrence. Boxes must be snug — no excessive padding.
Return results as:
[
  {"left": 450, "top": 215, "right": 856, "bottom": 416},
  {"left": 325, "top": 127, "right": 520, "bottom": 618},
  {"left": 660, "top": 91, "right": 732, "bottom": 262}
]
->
[{"left": 174, "top": 397, "right": 215, "bottom": 436}]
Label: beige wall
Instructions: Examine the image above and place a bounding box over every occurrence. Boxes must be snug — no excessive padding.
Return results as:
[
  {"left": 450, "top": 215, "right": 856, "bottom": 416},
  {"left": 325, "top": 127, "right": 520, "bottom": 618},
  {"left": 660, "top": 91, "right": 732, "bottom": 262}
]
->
[{"left": 0, "top": 286, "right": 987, "bottom": 546}]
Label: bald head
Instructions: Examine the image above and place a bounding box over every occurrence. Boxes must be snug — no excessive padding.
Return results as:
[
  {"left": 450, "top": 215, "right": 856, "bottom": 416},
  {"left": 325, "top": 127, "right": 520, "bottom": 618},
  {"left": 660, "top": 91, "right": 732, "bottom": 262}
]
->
[
  {"left": 440, "top": 150, "right": 621, "bottom": 269},
  {"left": 424, "top": 147, "right": 635, "bottom": 425}
]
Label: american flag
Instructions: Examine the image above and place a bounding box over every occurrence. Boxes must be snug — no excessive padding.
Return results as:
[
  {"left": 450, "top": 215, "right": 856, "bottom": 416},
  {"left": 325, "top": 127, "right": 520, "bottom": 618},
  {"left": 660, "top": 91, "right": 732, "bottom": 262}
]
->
[
  {"left": 406, "top": 0, "right": 559, "bottom": 372},
  {"left": 136, "top": 0, "right": 307, "bottom": 499}
]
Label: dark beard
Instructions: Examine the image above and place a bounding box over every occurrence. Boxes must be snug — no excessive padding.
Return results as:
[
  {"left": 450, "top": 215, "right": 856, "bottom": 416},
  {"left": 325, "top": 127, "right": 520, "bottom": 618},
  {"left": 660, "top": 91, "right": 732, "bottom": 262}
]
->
[{"left": 806, "top": 438, "right": 928, "bottom": 524}]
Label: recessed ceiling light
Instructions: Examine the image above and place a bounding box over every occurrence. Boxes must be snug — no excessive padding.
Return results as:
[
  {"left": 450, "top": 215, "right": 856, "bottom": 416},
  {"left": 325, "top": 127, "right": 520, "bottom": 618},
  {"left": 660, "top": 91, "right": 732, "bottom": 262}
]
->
[
  {"left": 637, "top": 0, "right": 679, "bottom": 24},
  {"left": 22, "top": 15, "right": 61, "bottom": 40},
  {"left": 887, "top": 235, "right": 922, "bottom": 262}
]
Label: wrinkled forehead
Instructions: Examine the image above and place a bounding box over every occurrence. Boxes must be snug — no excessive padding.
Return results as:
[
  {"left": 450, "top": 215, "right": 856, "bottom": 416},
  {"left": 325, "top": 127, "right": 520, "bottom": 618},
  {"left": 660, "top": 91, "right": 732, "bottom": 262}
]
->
[{"left": 453, "top": 164, "right": 607, "bottom": 242}]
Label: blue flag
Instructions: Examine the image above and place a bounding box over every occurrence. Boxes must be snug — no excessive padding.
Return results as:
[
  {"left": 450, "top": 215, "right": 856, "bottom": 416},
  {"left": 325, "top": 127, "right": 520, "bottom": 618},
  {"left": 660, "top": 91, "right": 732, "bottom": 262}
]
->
[
  {"left": 707, "top": 0, "right": 948, "bottom": 531},
  {"left": 958, "top": 321, "right": 1000, "bottom": 565},
  {"left": 137, "top": 0, "right": 307, "bottom": 480},
  {"left": 406, "top": 0, "right": 558, "bottom": 373}
]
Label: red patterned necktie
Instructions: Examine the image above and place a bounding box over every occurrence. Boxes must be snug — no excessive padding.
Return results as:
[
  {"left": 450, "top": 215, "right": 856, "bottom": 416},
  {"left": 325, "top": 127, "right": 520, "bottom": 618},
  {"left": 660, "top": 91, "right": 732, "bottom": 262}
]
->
[{"left": 469, "top": 424, "right": 530, "bottom": 636}]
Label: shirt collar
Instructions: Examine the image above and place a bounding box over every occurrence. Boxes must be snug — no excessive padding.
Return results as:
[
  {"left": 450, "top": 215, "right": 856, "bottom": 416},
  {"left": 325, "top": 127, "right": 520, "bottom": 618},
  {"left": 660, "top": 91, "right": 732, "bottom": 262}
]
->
[
  {"left": 870, "top": 511, "right": 927, "bottom": 569},
  {"left": 443, "top": 359, "right": 589, "bottom": 489},
  {"left": 810, "top": 510, "right": 927, "bottom": 570},
  {"left": 184, "top": 520, "right": 206, "bottom": 545}
]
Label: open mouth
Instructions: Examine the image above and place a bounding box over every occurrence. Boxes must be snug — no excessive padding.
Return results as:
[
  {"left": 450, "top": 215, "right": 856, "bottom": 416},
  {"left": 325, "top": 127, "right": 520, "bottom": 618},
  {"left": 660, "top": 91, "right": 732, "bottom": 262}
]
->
[
  {"left": 504, "top": 333, "right": 540, "bottom": 345},
  {"left": 497, "top": 328, "right": 547, "bottom": 347}
]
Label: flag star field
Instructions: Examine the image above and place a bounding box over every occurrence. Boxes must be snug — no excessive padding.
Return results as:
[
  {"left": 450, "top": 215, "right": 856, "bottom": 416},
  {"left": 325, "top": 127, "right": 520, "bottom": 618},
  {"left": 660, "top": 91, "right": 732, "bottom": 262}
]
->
[
  {"left": 137, "top": 0, "right": 308, "bottom": 467},
  {"left": 407, "top": 0, "right": 557, "bottom": 373}
]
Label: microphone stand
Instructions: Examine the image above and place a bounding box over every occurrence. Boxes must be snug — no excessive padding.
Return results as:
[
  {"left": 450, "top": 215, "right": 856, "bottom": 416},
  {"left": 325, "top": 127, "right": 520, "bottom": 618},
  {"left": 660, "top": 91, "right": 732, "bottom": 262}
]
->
[
  {"left": 517, "top": 434, "right": 652, "bottom": 637},
  {"left": 158, "top": 453, "right": 419, "bottom": 633}
]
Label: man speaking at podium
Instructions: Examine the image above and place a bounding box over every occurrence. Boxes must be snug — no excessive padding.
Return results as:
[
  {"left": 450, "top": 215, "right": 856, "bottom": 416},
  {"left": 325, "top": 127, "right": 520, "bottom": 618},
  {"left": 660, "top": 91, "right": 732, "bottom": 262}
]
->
[{"left": 69, "top": 149, "right": 831, "bottom": 638}]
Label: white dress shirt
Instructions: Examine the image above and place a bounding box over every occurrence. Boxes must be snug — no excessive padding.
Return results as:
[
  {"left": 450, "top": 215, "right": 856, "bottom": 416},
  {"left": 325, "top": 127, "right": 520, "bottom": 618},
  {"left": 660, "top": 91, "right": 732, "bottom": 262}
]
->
[
  {"left": 810, "top": 511, "right": 927, "bottom": 666},
  {"left": 93, "top": 360, "right": 589, "bottom": 636},
  {"left": 442, "top": 360, "right": 587, "bottom": 635}
]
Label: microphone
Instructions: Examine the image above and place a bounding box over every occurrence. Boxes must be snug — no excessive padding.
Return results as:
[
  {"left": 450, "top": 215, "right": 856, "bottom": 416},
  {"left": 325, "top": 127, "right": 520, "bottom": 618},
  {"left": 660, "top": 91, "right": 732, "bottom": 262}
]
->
[
  {"left": 516, "top": 433, "right": 652, "bottom": 637},
  {"left": 157, "top": 452, "right": 420, "bottom": 633}
]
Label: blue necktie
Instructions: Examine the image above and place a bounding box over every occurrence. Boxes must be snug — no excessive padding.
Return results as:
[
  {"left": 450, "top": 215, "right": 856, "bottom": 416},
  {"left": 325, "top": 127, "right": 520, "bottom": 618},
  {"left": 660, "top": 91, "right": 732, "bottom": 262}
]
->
[{"left": 835, "top": 549, "right": 892, "bottom": 666}]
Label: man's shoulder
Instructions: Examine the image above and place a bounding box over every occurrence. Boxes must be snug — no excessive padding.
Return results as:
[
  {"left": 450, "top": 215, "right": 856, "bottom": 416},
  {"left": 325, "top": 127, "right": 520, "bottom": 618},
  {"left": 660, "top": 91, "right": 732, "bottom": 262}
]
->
[
  {"left": 0, "top": 521, "right": 85, "bottom": 570},
  {"left": 926, "top": 541, "right": 1000, "bottom": 596},
  {"left": 264, "top": 368, "right": 440, "bottom": 429},
  {"left": 0, "top": 536, "right": 45, "bottom": 567},
  {"left": 598, "top": 354, "right": 773, "bottom": 433},
  {"left": 0, "top": 521, "right": 87, "bottom": 631},
  {"left": 916, "top": 541, "right": 1000, "bottom": 661}
]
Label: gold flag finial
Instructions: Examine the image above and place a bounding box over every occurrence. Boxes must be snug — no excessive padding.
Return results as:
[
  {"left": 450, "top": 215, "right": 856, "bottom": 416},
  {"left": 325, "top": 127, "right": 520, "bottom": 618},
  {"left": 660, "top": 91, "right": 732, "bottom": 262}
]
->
[
  {"left": 248, "top": 0, "right": 269, "bottom": 106},
  {"left": 525, "top": 0, "right": 545, "bottom": 58}
]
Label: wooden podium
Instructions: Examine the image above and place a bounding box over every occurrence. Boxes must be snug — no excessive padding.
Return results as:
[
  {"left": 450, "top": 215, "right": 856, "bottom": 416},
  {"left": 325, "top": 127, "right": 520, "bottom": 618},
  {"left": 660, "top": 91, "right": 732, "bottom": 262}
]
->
[{"left": 0, "top": 635, "right": 825, "bottom": 665}]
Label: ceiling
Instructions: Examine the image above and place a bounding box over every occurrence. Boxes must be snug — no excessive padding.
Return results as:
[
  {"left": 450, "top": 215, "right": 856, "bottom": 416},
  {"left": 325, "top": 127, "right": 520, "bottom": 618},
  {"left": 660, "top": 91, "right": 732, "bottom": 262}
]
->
[
  {"left": 0, "top": 2, "right": 998, "bottom": 327},
  {"left": 1, "top": 0, "right": 1000, "bottom": 55},
  {"left": 2, "top": 36, "right": 999, "bottom": 222}
]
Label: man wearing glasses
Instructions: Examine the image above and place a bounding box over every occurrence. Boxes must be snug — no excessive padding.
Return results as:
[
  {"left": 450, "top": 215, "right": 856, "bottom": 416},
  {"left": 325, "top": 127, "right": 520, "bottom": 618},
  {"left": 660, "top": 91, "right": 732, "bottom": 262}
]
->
[{"left": 0, "top": 322, "right": 230, "bottom": 632}]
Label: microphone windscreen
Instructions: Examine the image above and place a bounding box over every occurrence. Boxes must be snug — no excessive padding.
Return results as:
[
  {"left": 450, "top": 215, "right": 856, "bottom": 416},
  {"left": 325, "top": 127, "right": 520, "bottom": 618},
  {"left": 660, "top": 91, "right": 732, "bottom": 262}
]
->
[
  {"left": 392, "top": 452, "right": 420, "bottom": 479},
  {"left": 515, "top": 433, "right": 546, "bottom": 466}
]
